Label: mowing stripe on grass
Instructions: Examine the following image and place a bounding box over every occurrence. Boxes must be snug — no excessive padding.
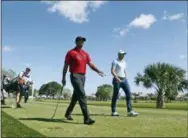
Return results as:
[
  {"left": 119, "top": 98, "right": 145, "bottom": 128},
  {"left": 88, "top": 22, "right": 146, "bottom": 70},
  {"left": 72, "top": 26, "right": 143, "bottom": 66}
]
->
[
  {"left": 34, "top": 99, "right": 188, "bottom": 110},
  {"left": 2, "top": 102, "right": 187, "bottom": 137},
  {"left": 2, "top": 111, "right": 45, "bottom": 137}
]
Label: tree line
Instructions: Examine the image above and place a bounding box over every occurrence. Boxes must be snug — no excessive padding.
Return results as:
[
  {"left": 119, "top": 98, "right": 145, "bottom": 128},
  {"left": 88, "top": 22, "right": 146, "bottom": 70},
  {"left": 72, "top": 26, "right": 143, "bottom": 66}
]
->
[
  {"left": 37, "top": 81, "right": 72, "bottom": 100},
  {"left": 2, "top": 62, "right": 188, "bottom": 109}
]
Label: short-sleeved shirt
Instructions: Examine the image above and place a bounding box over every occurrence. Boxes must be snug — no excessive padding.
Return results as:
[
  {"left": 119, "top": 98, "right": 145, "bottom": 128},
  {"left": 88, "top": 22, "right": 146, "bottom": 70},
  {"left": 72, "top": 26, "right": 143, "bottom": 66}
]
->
[
  {"left": 65, "top": 47, "right": 91, "bottom": 74},
  {"left": 111, "top": 59, "right": 127, "bottom": 78},
  {"left": 18, "top": 71, "right": 31, "bottom": 84}
]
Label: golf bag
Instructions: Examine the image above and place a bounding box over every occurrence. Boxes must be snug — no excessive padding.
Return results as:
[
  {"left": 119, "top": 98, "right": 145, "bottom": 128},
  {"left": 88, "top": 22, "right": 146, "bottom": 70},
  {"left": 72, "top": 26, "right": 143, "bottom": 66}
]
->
[
  {"left": 2, "top": 76, "right": 19, "bottom": 94},
  {"left": 1, "top": 89, "right": 6, "bottom": 105},
  {"left": 1, "top": 75, "right": 33, "bottom": 103},
  {"left": 1, "top": 75, "right": 11, "bottom": 105}
]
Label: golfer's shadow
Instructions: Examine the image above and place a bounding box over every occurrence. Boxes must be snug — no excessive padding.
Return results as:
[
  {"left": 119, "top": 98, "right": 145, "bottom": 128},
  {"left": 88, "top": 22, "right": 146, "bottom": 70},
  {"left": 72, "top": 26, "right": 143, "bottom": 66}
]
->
[
  {"left": 72, "top": 113, "right": 112, "bottom": 117},
  {"left": 19, "top": 117, "right": 82, "bottom": 124},
  {"left": 72, "top": 113, "right": 127, "bottom": 118},
  {"left": 1, "top": 105, "right": 12, "bottom": 108}
]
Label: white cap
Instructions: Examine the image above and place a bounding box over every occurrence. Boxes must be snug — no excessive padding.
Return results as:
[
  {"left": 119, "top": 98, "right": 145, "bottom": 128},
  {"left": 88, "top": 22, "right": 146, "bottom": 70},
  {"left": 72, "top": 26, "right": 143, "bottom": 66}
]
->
[{"left": 118, "top": 50, "right": 126, "bottom": 55}]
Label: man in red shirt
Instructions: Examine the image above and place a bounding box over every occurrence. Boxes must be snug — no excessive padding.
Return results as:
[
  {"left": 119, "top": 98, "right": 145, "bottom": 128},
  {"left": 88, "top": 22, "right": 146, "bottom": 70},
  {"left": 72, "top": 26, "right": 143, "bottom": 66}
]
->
[{"left": 62, "top": 36, "right": 104, "bottom": 125}]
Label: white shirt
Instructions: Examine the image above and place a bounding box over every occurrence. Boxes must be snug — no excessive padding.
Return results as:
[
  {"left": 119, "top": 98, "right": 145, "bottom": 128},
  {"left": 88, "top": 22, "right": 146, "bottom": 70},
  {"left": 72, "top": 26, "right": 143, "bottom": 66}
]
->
[
  {"left": 111, "top": 59, "right": 127, "bottom": 78},
  {"left": 19, "top": 71, "right": 31, "bottom": 83}
]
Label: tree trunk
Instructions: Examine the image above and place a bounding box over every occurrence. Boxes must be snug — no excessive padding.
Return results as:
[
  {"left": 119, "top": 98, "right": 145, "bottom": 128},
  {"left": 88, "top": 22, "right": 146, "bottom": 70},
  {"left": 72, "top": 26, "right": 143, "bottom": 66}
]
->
[
  {"left": 166, "top": 98, "right": 169, "bottom": 103},
  {"left": 156, "top": 91, "right": 165, "bottom": 108}
]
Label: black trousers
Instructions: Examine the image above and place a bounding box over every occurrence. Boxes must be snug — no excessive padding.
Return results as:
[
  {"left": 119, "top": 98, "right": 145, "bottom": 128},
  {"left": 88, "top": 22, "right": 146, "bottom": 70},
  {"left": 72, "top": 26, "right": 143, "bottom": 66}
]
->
[
  {"left": 65, "top": 73, "right": 90, "bottom": 120},
  {"left": 24, "top": 91, "right": 29, "bottom": 103}
]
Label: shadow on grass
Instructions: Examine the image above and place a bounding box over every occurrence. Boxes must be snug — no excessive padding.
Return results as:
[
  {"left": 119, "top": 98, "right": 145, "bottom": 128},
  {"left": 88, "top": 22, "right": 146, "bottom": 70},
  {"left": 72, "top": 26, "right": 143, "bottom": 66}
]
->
[
  {"left": 72, "top": 113, "right": 126, "bottom": 117},
  {"left": 1, "top": 105, "right": 12, "bottom": 108},
  {"left": 18, "top": 117, "right": 82, "bottom": 124},
  {"left": 2, "top": 111, "right": 45, "bottom": 137}
]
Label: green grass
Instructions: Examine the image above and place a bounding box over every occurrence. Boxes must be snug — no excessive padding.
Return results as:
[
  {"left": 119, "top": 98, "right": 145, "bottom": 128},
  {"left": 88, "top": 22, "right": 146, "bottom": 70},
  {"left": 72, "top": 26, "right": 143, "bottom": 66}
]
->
[
  {"left": 2, "top": 111, "right": 45, "bottom": 137},
  {"left": 2, "top": 100, "right": 188, "bottom": 137},
  {"left": 35, "top": 99, "right": 188, "bottom": 110}
]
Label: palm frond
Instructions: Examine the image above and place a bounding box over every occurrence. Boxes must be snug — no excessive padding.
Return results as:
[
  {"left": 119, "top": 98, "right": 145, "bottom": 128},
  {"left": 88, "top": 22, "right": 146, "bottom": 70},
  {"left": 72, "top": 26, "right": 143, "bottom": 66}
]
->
[
  {"left": 134, "top": 73, "right": 143, "bottom": 86},
  {"left": 178, "top": 79, "right": 188, "bottom": 92},
  {"left": 135, "top": 62, "right": 187, "bottom": 94}
]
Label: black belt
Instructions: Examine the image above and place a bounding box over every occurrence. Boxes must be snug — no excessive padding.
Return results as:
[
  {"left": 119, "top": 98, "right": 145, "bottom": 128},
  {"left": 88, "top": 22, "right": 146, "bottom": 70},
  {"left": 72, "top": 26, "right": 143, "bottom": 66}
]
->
[
  {"left": 71, "top": 73, "right": 85, "bottom": 76},
  {"left": 118, "top": 77, "right": 126, "bottom": 80}
]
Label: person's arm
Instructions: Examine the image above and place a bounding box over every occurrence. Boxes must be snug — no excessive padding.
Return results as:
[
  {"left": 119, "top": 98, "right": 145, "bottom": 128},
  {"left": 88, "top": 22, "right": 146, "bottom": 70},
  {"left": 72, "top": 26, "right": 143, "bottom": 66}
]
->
[
  {"left": 26, "top": 74, "right": 31, "bottom": 81},
  {"left": 124, "top": 61, "right": 127, "bottom": 78},
  {"left": 111, "top": 61, "right": 121, "bottom": 82},
  {"left": 18, "top": 72, "right": 24, "bottom": 79},
  {"left": 62, "top": 52, "right": 70, "bottom": 86},
  {"left": 88, "top": 62, "right": 102, "bottom": 74},
  {"left": 62, "top": 63, "right": 68, "bottom": 81},
  {"left": 27, "top": 75, "right": 33, "bottom": 84},
  {"left": 87, "top": 53, "right": 104, "bottom": 76},
  {"left": 124, "top": 69, "right": 127, "bottom": 78},
  {"left": 18, "top": 72, "right": 25, "bottom": 85}
]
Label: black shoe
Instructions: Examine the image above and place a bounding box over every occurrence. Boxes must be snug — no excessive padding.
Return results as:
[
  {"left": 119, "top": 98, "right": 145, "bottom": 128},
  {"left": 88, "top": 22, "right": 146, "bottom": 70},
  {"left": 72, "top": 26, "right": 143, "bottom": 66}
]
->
[
  {"left": 65, "top": 115, "right": 73, "bottom": 120},
  {"left": 16, "top": 104, "right": 22, "bottom": 108},
  {"left": 84, "top": 119, "right": 95, "bottom": 125}
]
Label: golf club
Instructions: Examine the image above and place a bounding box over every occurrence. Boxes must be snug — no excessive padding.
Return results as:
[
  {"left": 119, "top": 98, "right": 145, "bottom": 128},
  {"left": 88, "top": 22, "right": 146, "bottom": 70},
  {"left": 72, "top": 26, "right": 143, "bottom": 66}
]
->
[{"left": 51, "top": 85, "right": 64, "bottom": 119}]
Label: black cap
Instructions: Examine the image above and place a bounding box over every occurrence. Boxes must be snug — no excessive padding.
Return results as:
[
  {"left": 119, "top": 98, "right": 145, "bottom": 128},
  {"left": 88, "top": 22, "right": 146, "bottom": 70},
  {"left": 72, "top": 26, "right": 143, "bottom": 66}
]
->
[{"left": 75, "top": 36, "right": 86, "bottom": 42}]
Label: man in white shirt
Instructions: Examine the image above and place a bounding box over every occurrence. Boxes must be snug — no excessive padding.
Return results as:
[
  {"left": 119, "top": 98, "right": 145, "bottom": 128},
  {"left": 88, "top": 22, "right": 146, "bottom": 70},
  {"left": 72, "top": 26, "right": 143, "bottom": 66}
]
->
[
  {"left": 16, "top": 67, "right": 31, "bottom": 108},
  {"left": 111, "top": 50, "right": 138, "bottom": 117}
]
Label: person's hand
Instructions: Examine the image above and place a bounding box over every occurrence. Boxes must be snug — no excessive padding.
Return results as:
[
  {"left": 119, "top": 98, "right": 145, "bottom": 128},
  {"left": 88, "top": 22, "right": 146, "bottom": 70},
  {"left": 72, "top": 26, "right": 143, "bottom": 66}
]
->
[
  {"left": 98, "top": 71, "right": 105, "bottom": 77},
  {"left": 62, "top": 78, "right": 66, "bottom": 86},
  {"left": 116, "top": 78, "right": 121, "bottom": 83}
]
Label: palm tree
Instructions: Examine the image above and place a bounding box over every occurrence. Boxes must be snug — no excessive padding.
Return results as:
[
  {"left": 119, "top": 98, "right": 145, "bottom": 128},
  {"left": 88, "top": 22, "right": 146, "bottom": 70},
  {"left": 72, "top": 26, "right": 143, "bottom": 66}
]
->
[{"left": 135, "top": 62, "right": 188, "bottom": 108}]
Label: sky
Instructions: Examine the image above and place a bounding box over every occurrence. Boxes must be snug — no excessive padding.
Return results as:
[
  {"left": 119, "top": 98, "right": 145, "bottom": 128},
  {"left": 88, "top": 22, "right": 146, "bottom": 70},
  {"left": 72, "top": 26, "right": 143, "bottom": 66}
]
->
[{"left": 2, "top": 1, "right": 187, "bottom": 96}]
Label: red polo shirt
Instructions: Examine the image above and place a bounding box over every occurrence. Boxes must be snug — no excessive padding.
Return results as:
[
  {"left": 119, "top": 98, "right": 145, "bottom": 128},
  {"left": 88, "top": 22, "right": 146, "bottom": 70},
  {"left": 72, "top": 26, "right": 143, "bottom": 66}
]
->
[{"left": 65, "top": 47, "right": 91, "bottom": 74}]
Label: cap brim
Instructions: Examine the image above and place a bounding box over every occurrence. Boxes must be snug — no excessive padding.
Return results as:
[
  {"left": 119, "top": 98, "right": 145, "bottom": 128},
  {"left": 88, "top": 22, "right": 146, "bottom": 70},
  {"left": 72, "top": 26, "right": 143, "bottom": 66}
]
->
[
  {"left": 119, "top": 52, "right": 126, "bottom": 55},
  {"left": 76, "top": 37, "right": 86, "bottom": 42},
  {"left": 82, "top": 38, "right": 86, "bottom": 42}
]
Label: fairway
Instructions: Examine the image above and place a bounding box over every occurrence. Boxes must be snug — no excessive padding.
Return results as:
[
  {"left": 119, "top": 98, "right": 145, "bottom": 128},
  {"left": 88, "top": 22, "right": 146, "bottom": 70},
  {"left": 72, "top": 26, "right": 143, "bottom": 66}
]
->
[
  {"left": 2, "top": 100, "right": 188, "bottom": 137},
  {"left": 36, "top": 99, "right": 188, "bottom": 110},
  {"left": 2, "top": 111, "right": 45, "bottom": 137}
]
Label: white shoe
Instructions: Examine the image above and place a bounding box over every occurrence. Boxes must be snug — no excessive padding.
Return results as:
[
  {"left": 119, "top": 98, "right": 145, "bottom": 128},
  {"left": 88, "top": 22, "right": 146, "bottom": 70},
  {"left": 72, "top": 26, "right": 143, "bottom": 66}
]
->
[
  {"left": 128, "top": 111, "right": 138, "bottom": 117},
  {"left": 111, "top": 112, "right": 119, "bottom": 116}
]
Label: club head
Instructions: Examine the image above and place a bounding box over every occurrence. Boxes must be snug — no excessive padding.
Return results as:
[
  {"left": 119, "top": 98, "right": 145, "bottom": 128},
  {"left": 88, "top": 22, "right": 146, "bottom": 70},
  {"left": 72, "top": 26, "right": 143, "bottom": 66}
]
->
[{"left": 11, "top": 104, "right": 16, "bottom": 109}]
